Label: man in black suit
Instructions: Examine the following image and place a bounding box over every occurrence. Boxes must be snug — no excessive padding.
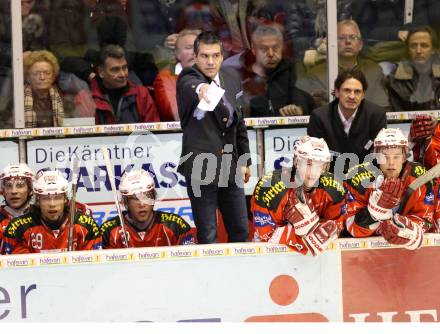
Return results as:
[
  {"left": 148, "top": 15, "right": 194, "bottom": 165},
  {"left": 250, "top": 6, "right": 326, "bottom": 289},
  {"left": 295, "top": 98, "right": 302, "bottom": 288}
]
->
[
  {"left": 177, "top": 31, "right": 251, "bottom": 244},
  {"left": 307, "top": 69, "right": 386, "bottom": 176}
]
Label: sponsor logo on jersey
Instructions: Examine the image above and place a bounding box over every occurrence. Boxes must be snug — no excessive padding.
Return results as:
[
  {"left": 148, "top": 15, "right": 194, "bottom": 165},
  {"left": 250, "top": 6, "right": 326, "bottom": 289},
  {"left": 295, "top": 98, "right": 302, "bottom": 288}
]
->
[
  {"left": 253, "top": 211, "right": 274, "bottom": 227},
  {"left": 424, "top": 191, "right": 434, "bottom": 205},
  {"left": 320, "top": 175, "right": 346, "bottom": 195}
]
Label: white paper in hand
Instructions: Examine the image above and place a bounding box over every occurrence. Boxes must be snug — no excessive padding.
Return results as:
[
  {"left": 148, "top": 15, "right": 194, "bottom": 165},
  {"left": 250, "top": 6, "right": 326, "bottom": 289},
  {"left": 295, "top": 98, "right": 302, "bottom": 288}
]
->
[{"left": 197, "top": 82, "right": 225, "bottom": 111}]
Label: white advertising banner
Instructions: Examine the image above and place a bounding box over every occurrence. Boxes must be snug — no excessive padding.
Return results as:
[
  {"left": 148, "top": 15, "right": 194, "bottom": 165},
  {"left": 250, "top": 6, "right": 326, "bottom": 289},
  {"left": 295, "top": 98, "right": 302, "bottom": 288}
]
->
[
  {"left": 0, "top": 244, "right": 340, "bottom": 322},
  {"left": 264, "top": 128, "right": 307, "bottom": 172},
  {"left": 26, "top": 131, "right": 257, "bottom": 225},
  {"left": 0, "top": 141, "right": 19, "bottom": 170}
]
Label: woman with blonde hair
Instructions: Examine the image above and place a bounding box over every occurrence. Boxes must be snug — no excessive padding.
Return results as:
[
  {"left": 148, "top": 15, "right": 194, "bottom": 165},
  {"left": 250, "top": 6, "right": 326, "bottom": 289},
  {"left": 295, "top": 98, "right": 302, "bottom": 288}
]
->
[{"left": 23, "top": 50, "right": 64, "bottom": 127}]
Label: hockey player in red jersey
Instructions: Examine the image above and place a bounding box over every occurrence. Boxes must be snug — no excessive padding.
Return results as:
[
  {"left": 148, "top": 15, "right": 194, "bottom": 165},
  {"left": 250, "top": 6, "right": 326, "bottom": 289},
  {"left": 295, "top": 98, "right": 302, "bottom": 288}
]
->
[
  {"left": 101, "top": 169, "right": 195, "bottom": 248},
  {"left": 250, "top": 136, "right": 347, "bottom": 256},
  {"left": 0, "top": 163, "right": 34, "bottom": 254},
  {"left": 2, "top": 170, "right": 101, "bottom": 254},
  {"left": 345, "top": 128, "right": 434, "bottom": 249}
]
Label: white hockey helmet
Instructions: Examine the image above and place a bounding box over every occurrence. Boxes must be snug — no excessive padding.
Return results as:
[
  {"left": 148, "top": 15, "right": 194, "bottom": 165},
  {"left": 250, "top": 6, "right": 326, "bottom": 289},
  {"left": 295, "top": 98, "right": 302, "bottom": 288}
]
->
[
  {"left": 33, "top": 170, "right": 69, "bottom": 196},
  {"left": 119, "top": 169, "right": 156, "bottom": 205},
  {"left": 293, "top": 136, "right": 331, "bottom": 163},
  {"left": 374, "top": 128, "right": 408, "bottom": 151},
  {"left": 0, "top": 163, "right": 34, "bottom": 184}
]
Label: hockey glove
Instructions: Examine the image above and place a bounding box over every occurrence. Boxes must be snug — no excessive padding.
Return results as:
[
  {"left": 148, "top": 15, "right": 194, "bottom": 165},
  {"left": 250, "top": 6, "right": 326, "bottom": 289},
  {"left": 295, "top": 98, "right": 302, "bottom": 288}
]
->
[
  {"left": 303, "top": 220, "right": 339, "bottom": 256},
  {"left": 368, "top": 178, "right": 405, "bottom": 221},
  {"left": 410, "top": 115, "right": 436, "bottom": 141},
  {"left": 283, "top": 190, "right": 319, "bottom": 236},
  {"left": 379, "top": 214, "right": 423, "bottom": 250}
]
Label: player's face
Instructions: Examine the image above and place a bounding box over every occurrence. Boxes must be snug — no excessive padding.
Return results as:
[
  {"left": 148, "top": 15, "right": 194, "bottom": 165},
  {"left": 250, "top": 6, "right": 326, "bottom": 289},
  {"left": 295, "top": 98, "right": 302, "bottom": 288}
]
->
[
  {"left": 98, "top": 57, "right": 129, "bottom": 89},
  {"left": 195, "top": 42, "right": 223, "bottom": 80},
  {"left": 294, "top": 159, "right": 327, "bottom": 190},
  {"left": 38, "top": 194, "right": 66, "bottom": 223},
  {"left": 127, "top": 193, "right": 154, "bottom": 223},
  {"left": 252, "top": 34, "right": 283, "bottom": 70},
  {"left": 176, "top": 34, "right": 197, "bottom": 68},
  {"left": 377, "top": 147, "right": 406, "bottom": 178},
  {"left": 334, "top": 78, "right": 365, "bottom": 114},
  {"left": 408, "top": 31, "right": 434, "bottom": 65},
  {"left": 3, "top": 178, "right": 30, "bottom": 209}
]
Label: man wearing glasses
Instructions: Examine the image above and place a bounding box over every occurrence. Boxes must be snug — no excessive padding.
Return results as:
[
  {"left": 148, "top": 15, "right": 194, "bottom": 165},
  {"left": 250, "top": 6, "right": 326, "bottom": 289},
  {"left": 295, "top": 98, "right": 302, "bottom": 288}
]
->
[
  {"left": 307, "top": 69, "right": 386, "bottom": 176},
  {"left": 300, "top": 19, "right": 389, "bottom": 109}
]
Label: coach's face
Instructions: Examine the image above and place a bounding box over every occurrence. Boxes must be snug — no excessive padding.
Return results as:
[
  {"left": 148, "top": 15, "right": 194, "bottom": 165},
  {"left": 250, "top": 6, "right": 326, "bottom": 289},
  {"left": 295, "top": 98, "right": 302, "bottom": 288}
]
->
[{"left": 195, "top": 42, "right": 223, "bottom": 80}]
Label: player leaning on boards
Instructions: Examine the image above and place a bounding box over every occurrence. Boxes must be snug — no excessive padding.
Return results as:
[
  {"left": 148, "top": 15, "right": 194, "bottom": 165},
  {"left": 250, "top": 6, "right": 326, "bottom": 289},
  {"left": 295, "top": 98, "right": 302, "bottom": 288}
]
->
[
  {"left": 2, "top": 170, "right": 101, "bottom": 254},
  {"left": 344, "top": 128, "right": 435, "bottom": 249},
  {"left": 101, "top": 169, "right": 195, "bottom": 249},
  {"left": 0, "top": 164, "right": 35, "bottom": 254},
  {"left": 251, "top": 136, "right": 346, "bottom": 256}
]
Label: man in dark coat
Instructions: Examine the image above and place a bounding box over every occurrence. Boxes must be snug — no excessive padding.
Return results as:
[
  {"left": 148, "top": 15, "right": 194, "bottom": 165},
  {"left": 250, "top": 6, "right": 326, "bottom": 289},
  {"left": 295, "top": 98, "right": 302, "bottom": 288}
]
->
[
  {"left": 177, "top": 31, "right": 251, "bottom": 244},
  {"left": 307, "top": 69, "right": 387, "bottom": 176}
]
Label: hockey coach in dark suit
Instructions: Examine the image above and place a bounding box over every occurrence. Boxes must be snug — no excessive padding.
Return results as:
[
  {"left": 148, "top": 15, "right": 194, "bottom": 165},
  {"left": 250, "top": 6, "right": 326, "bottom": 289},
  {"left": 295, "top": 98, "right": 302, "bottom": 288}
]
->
[{"left": 177, "top": 31, "right": 251, "bottom": 244}]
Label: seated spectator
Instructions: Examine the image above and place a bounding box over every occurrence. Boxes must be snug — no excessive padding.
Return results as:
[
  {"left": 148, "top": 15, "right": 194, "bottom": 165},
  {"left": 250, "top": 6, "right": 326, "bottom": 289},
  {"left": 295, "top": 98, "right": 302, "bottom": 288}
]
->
[
  {"left": 2, "top": 170, "right": 101, "bottom": 254},
  {"left": 101, "top": 169, "right": 195, "bottom": 248},
  {"left": 90, "top": 44, "right": 159, "bottom": 124},
  {"left": 299, "top": 19, "right": 389, "bottom": 109},
  {"left": 23, "top": 50, "right": 66, "bottom": 127},
  {"left": 60, "top": 14, "right": 158, "bottom": 87},
  {"left": 251, "top": 136, "right": 346, "bottom": 256},
  {"left": 344, "top": 128, "right": 435, "bottom": 248},
  {"left": 233, "top": 24, "right": 314, "bottom": 117},
  {"left": 153, "top": 29, "right": 201, "bottom": 122},
  {"left": 307, "top": 69, "right": 386, "bottom": 175},
  {"left": 385, "top": 26, "right": 440, "bottom": 111}
]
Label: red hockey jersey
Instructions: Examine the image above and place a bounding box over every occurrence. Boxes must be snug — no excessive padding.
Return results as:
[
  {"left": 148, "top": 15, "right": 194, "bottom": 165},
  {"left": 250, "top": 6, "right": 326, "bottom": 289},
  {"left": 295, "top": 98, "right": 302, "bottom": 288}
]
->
[
  {"left": 100, "top": 211, "right": 195, "bottom": 249},
  {"left": 250, "top": 168, "right": 347, "bottom": 255},
  {"left": 344, "top": 161, "right": 434, "bottom": 237},
  {"left": 2, "top": 207, "right": 101, "bottom": 254}
]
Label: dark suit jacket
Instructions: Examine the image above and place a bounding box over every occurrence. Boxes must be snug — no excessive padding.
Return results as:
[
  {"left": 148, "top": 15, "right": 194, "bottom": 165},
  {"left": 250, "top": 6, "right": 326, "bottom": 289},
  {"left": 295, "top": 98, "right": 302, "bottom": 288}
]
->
[
  {"left": 307, "top": 99, "right": 386, "bottom": 172},
  {"left": 177, "top": 65, "right": 251, "bottom": 185}
]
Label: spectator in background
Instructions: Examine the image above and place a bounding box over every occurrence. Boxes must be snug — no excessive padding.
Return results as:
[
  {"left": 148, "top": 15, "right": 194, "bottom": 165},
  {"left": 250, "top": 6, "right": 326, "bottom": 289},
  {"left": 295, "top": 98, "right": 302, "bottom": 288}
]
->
[
  {"left": 154, "top": 29, "right": 201, "bottom": 122},
  {"left": 60, "top": 5, "right": 158, "bottom": 87},
  {"left": 234, "top": 24, "right": 314, "bottom": 117},
  {"left": 23, "top": 50, "right": 65, "bottom": 127},
  {"left": 385, "top": 26, "right": 440, "bottom": 111},
  {"left": 90, "top": 44, "right": 159, "bottom": 124},
  {"left": 285, "top": 0, "right": 351, "bottom": 60},
  {"left": 307, "top": 69, "right": 386, "bottom": 175},
  {"left": 300, "top": 19, "right": 389, "bottom": 109}
]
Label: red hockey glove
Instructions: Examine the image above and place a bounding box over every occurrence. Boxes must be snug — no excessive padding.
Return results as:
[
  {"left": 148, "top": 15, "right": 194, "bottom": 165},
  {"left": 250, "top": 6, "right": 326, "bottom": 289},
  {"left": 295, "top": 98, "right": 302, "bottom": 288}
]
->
[
  {"left": 303, "top": 220, "right": 339, "bottom": 256},
  {"left": 368, "top": 178, "right": 405, "bottom": 221},
  {"left": 410, "top": 115, "right": 437, "bottom": 141},
  {"left": 282, "top": 190, "right": 319, "bottom": 236},
  {"left": 379, "top": 214, "right": 423, "bottom": 250}
]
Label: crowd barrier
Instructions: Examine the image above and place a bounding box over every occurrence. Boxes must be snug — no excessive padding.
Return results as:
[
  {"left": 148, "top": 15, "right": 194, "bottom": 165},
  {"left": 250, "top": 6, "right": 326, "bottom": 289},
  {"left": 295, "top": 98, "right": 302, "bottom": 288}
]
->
[{"left": 1, "top": 235, "right": 440, "bottom": 322}]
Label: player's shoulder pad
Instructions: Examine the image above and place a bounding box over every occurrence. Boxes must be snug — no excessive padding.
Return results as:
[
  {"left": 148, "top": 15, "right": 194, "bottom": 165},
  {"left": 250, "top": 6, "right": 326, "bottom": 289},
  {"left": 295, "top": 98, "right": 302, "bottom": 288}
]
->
[
  {"left": 345, "top": 162, "right": 381, "bottom": 194},
  {"left": 318, "top": 171, "right": 346, "bottom": 203},
  {"left": 407, "top": 161, "right": 426, "bottom": 178},
  {"left": 4, "top": 213, "right": 34, "bottom": 239},
  {"left": 157, "top": 211, "right": 191, "bottom": 236},
  {"left": 253, "top": 169, "right": 289, "bottom": 210},
  {"left": 100, "top": 216, "right": 121, "bottom": 234},
  {"left": 76, "top": 213, "right": 101, "bottom": 237}
]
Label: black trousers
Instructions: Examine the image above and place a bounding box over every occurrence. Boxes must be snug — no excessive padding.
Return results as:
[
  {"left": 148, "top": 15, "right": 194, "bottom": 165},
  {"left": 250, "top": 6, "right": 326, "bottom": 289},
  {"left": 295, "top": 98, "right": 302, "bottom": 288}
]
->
[{"left": 186, "top": 179, "right": 249, "bottom": 244}]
